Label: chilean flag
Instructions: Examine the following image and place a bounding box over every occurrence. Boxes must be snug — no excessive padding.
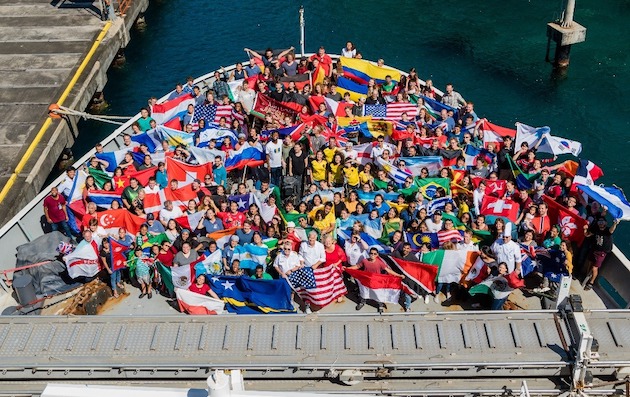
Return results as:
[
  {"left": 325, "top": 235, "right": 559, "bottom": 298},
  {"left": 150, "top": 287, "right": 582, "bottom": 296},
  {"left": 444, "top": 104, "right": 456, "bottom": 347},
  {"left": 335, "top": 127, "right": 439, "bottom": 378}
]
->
[
  {"left": 480, "top": 195, "right": 519, "bottom": 222},
  {"left": 151, "top": 94, "right": 195, "bottom": 125}
]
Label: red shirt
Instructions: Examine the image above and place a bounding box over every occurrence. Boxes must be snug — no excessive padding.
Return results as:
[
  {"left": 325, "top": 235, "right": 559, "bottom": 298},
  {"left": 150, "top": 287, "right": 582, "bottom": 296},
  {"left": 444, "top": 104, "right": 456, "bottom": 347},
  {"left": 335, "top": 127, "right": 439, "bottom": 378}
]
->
[
  {"left": 189, "top": 283, "right": 210, "bottom": 295},
  {"left": 360, "top": 257, "right": 388, "bottom": 274},
  {"left": 43, "top": 194, "right": 67, "bottom": 223},
  {"left": 81, "top": 212, "right": 97, "bottom": 230},
  {"left": 325, "top": 244, "right": 347, "bottom": 266},
  {"left": 218, "top": 211, "right": 246, "bottom": 228},
  {"left": 157, "top": 251, "right": 175, "bottom": 267}
]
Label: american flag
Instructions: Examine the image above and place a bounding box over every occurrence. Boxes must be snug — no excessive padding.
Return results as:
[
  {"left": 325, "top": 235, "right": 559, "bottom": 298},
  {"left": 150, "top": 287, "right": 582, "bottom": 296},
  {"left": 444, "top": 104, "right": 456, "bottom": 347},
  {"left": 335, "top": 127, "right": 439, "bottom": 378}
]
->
[
  {"left": 289, "top": 264, "right": 347, "bottom": 307},
  {"left": 364, "top": 102, "right": 418, "bottom": 121},
  {"left": 192, "top": 103, "right": 234, "bottom": 124},
  {"left": 287, "top": 267, "right": 317, "bottom": 289},
  {"left": 437, "top": 229, "right": 464, "bottom": 246}
]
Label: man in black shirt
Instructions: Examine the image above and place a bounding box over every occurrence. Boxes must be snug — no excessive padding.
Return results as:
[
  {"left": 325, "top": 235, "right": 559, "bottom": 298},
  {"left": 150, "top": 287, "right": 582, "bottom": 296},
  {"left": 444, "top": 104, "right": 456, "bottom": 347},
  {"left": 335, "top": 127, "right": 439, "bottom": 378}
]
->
[
  {"left": 583, "top": 217, "right": 619, "bottom": 290},
  {"left": 288, "top": 142, "right": 308, "bottom": 197}
]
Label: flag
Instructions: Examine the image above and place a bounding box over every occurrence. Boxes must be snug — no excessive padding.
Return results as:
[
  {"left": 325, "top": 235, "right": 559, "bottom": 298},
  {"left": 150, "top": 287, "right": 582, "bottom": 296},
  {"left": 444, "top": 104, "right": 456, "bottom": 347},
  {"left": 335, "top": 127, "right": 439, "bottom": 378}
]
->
[
  {"left": 171, "top": 263, "right": 196, "bottom": 290},
  {"left": 224, "top": 143, "right": 265, "bottom": 171},
  {"left": 421, "top": 95, "right": 457, "bottom": 119},
  {"left": 262, "top": 123, "right": 307, "bottom": 142},
  {"left": 228, "top": 193, "right": 257, "bottom": 211},
  {"left": 164, "top": 117, "right": 182, "bottom": 130},
  {"left": 250, "top": 94, "right": 297, "bottom": 121},
  {"left": 338, "top": 228, "right": 391, "bottom": 252},
  {"left": 464, "top": 257, "right": 490, "bottom": 283},
  {"left": 364, "top": 103, "right": 418, "bottom": 121},
  {"left": 290, "top": 264, "right": 347, "bottom": 307},
  {"left": 151, "top": 93, "right": 195, "bottom": 125},
  {"left": 87, "top": 168, "right": 112, "bottom": 189},
  {"left": 194, "top": 250, "right": 223, "bottom": 276},
  {"left": 344, "top": 268, "right": 402, "bottom": 304},
  {"left": 384, "top": 255, "right": 438, "bottom": 295},
  {"left": 175, "top": 211, "right": 205, "bottom": 231},
  {"left": 426, "top": 196, "right": 453, "bottom": 216},
  {"left": 155, "top": 125, "right": 194, "bottom": 148},
  {"left": 537, "top": 134, "right": 582, "bottom": 157},
  {"left": 399, "top": 156, "right": 443, "bottom": 177},
  {"left": 87, "top": 190, "right": 122, "bottom": 209},
  {"left": 542, "top": 195, "right": 587, "bottom": 244},
  {"left": 175, "top": 288, "right": 224, "bottom": 315},
  {"left": 232, "top": 244, "right": 269, "bottom": 270},
  {"left": 197, "top": 127, "right": 237, "bottom": 148},
  {"left": 130, "top": 129, "right": 162, "bottom": 152},
  {"left": 480, "top": 195, "right": 519, "bottom": 222},
  {"left": 97, "top": 209, "right": 145, "bottom": 235},
  {"left": 127, "top": 166, "right": 157, "bottom": 187},
  {"left": 311, "top": 64, "right": 326, "bottom": 86},
  {"left": 189, "top": 146, "right": 225, "bottom": 163},
  {"left": 64, "top": 240, "right": 100, "bottom": 279},
  {"left": 374, "top": 156, "right": 412, "bottom": 185},
  {"left": 340, "top": 56, "right": 401, "bottom": 85},
  {"left": 469, "top": 276, "right": 514, "bottom": 299},
  {"left": 421, "top": 249, "right": 479, "bottom": 284},
  {"left": 207, "top": 228, "right": 238, "bottom": 249},
  {"left": 573, "top": 159, "right": 604, "bottom": 186},
  {"left": 109, "top": 237, "right": 130, "bottom": 271},
  {"left": 406, "top": 232, "right": 439, "bottom": 249},
  {"left": 477, "top": 119, "right": 516, "bottom": 148},
  {"left": 463, "top": 145, "right": 496, "bottom": 167},
  {"left": 166, "top": 157, "right": 213, "bottom": 185},
  {"left": 437, "top": 229, "right": 464, "bottom": 245},
  {"left": 515, "top": 123, "right": 549, "bottom": 149},
  {"left": 471, "top": 177, "right": 507, "bottom": 197},
  {"left": 209, "top": 275, "right": 295, "bottom": 314},
  {"left": 192, "top": 103, "right": 219, "bottom": 124},
  {"left": 95, "top": 149, "right": 127, "bottom": 172},
  {"left": 578, "top": 184, "right": 630, "bottom": 221},
  {"left": 287, "top": 266, "right": 317, "bottom": 289}
]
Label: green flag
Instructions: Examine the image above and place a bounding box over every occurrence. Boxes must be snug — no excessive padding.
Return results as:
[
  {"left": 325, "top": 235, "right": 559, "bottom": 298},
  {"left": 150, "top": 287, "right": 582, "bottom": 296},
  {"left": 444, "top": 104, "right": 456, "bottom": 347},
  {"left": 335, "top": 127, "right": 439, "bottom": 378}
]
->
[
  {"left": 415, "top": 177, "right": 451, "bottom": 198},
  {"left": 157, "top": 262, "right": 174, "bottom": 294},
  {"left": 88, "top": 168, "right": 112, "bottom": 189}
]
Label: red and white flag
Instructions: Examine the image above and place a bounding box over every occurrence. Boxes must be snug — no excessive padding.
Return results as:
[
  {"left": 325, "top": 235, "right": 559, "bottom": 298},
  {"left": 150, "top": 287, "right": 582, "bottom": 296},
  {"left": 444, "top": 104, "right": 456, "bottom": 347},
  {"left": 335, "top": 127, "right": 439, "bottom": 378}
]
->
[
  {"left": 166, "top": 157, "right": 213, "bottom": 185},
  {"left": 542, "top": 195, "right": 588, "bottom": 244},
  {"left": 477, "top": 118, "right": 516, "bottom": 149},
  {"left": 471, "top": 176, "right": 507, "bottom": 197},
  {"left": 480, "top": 195, "right": 519, "bottom": 222},
  {"left": 293, "top": 264, "right": 347, "bottom": 307},
  {"left": 345, "top": 268, "right": 403, "bottom": 304},
  {"left": 64, "top": 240, "right": 100, "bottom": 279},
  {"left": 175, "top": 211, "right": 205, "bottom": 231},
  {"left": 97, "top": 209, "right": 145, "bottom": 235},
  {"left": 437, "top": 229, "right": 463, "bottom": 245},
  {"left": 175, "top": 288, "right": 224, "bottom": 315},
  {"left": 171, "top": 263, "right": 196, "bottom": 290},
  {"left": 573, "top": 159, "right": 604, "bottom": 187},
  {"left": 151, "top": 94, "right": 195, "bottom": 125}
]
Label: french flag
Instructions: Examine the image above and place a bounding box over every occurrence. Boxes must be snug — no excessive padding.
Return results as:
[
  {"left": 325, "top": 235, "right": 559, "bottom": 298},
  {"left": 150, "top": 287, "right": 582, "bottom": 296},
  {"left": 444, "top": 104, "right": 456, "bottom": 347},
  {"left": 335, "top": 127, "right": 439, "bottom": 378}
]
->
[
  {"left": 224, "top": 143, "right": 264, "bottom": 171},
  {"left": 151, "top": 94, "right": 195, "bottom": 125}
]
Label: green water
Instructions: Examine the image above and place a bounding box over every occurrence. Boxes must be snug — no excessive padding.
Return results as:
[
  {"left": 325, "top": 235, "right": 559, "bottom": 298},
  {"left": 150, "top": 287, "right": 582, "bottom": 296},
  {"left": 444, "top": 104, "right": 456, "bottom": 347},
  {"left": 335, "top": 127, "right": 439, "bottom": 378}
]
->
[{"left": 75, "top": 0, "right": 630, "bottom": 253}]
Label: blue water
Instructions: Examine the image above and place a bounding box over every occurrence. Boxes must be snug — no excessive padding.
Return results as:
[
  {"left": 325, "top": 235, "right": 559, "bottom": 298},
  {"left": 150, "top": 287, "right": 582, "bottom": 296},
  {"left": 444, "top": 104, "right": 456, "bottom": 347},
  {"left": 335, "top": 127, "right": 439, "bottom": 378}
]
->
[{"left": 75, "top": 0, "right": 630, "bottom": 253}]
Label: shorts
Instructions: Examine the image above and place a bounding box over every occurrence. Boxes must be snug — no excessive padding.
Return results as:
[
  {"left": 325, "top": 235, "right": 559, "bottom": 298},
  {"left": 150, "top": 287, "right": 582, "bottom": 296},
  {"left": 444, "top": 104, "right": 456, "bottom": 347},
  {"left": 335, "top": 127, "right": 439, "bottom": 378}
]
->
[
  {"left": 137, "top": 273, "right": 151, "bottom": 285},
  {"left": 590, "top": 251, "right": 608, "bottom": 268}
]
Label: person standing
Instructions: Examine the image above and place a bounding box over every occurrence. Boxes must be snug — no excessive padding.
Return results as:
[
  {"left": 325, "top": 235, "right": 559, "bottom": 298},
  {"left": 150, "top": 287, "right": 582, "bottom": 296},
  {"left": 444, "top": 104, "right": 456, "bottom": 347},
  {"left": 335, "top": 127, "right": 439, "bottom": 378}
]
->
[
  {"left": 265, "top": 130, "right": 283, "bottom": 187},
  {"left": 348, "top": 248, "right": 404, "bottom": 313},
  {"left": 43, "top": 187, "right": 73, "bottom": 239},
  {"left": 583, "top": 218, "right": 619, "bottom": 290}
]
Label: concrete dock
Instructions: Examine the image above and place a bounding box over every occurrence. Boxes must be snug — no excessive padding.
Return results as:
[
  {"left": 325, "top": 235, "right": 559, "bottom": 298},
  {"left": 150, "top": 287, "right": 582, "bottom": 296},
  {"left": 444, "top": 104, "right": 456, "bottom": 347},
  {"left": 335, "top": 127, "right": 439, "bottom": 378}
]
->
[{"left": 0, "top": 0, "right": 148, "bottom": 227}]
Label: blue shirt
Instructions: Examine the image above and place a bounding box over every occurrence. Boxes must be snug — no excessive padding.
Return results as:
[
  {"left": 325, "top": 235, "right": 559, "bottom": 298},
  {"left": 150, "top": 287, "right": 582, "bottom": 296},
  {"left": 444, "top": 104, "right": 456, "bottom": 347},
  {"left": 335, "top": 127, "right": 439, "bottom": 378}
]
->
[
  {"left": 214, "top": 166, "right": 227, "bottom": 187},
  {"left": 202, "top": 218, "right": 224, "bottom": 233},
  {"left": 235, "top": 229, "right": 254, "bottom": 245},
  {"left": 366, "top": 201, "right": 391, "bottom": 217},
  {"left": 156, "top": 170, "right": 168, "bottom": 189}
]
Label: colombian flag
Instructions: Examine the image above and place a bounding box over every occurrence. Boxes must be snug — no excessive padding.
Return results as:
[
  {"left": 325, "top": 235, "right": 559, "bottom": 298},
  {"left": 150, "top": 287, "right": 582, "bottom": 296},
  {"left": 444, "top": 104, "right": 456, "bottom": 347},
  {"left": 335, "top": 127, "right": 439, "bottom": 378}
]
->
[{"left": 340, "top": 57, "right": 401, "bottom": 85}]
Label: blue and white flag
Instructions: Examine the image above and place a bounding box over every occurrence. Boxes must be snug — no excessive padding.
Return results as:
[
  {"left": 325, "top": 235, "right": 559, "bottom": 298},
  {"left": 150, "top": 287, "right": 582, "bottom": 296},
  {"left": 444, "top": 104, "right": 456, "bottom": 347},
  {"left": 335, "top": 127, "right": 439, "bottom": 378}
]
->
[
  {"left": 337, "top": 228, "right": 391, "bottom": 253},
  {"left": 375, "top": 156, "right": 412, "bottom": 185},
  {"left": 155, "top": 125, "right": 194, "bottom": 148},
  {"left": 578, "top": 184, "right": 630, "bottom": 221},
  {"left": 232, "top": 244, "right": 269, "bottom": 270},
  {"left": 197, "top": 127, "right": 237, "bottom": 148},
  {"left": 426, "top": 197, "right": 453, "bottom": 216},
  {"left": 131, "top": 129, "right": 162, "bottom": 152},
  {"left": 515, "top": 123, "right": 549, "bottom": 150},
  {"left": 399, "top": 156, "right": 443, "bottom": 176},
  {"left": 87, "top": 191, "right": 123, "bottom": 209},
  {"left": 463, "top": 145, "right": 495, "bottom": 168},
  {"left": 189, "top": 146, "right": 225, "bottom": 163}
]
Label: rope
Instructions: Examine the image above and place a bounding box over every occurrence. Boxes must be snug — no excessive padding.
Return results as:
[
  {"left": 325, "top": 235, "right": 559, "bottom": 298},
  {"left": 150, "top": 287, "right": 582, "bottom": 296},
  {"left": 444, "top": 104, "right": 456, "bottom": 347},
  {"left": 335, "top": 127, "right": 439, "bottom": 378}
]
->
[{"left": 50, "top": 105, "right": 133, "bottom": 125}]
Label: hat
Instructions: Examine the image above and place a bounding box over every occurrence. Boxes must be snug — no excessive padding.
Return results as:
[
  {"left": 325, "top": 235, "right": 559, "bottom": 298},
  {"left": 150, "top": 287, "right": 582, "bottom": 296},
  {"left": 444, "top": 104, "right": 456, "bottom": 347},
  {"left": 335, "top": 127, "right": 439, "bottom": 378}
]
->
[
  {"left": 146, "top": 213, "right": 155, "bottom": 220},
  {"left": 434, "top": 210, "right": 443, "bottom": 216},
  {"left": 503, "top": 222, "right": 512, "bottom": 237},
  {"left": 182, "top": 228, "right": 190, "bottom": 234},
  {"left": 230, "top": 235, "right": 240, "bottom": 242},
  {"left": 286, "top": 221, "right": 296, "bottom": 228},
  {"left": 193, "top": 178, "right": 201, "bottom": 184},
  {"left": 238, "top": 133, "right": 246, "bottom": 139}
]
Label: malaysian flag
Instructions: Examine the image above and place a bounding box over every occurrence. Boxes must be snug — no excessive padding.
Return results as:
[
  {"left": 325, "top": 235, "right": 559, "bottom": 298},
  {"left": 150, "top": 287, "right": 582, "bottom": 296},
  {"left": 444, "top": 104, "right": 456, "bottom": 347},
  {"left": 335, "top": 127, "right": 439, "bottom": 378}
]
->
[
  {"left": 192, "top": 103, "right": 234, "bottom": 124},
  {"left": 288, "top": 265, "right": 347, "bottom": 307},
  {"left": 364, "top": 103, "right": 418, "bottom": 121}
]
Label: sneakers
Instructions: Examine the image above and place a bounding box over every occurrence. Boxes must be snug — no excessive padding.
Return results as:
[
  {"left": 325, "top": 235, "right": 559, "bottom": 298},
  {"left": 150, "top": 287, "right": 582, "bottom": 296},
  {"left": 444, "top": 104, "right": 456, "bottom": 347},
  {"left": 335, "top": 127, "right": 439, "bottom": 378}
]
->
[
  {"left": 304, "top": 306, "right": 312, "bottom": 314},
  {"left": 139, "top": 293, "right": 145, "bottom": 299},
  {"left": 433, "top": 295, "right": 440, "bottom": 303},
  {"left": 148, "top": 292, "right": 153, "bottom": 299},
  {"left": 377, "top": 306, "right": 384, "bottom": 314},
  {"left": 405, "top": 306, "right": 412, "bottom": 312},
  {"left": 446, "top": 292, "right": 452, "bottom": 300},
  {"left": 355, "top": 302, "right": 365, "bottom": 311},
  {"left": 584, "top": 283, "right": 593, "bottom": 291},
  {"left": 424, "top": 295, "right": 430, "bottom": 305}
]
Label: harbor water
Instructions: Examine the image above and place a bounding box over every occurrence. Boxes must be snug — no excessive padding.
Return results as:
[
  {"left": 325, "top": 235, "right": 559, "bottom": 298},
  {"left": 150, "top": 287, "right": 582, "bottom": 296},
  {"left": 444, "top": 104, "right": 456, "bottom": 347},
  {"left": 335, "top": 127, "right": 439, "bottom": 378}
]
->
[{"left": 74, "top": 0, "right": 630, "bottom": 254}]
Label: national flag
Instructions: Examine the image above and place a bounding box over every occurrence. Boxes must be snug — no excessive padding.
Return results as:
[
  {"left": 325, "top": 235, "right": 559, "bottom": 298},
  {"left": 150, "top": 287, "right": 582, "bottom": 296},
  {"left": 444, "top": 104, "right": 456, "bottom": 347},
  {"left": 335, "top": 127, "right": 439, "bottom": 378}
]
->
[
  {"left": 175, "top": 288, "right": 224, "bottom": 315},
  {"left": 189, "top": 146, "right": 225, "bottom": 163},
  {"left": 209, "top": 275, "right": 295, "bottom": 314},
  {"left": 308, "top": 96, "right": 353, "bottom": 118},
  {"left": 262, "top": 123, "right": 307, "bottom": 142},
  {"left": 126, "top": 166, "right": 157, "bottom": 187},
  {"left": 437, "top": 229, "right": 464, "bottom": 245},
  {"left": 426, "top": 196, "right": 453, "bottom": 216},
  {"left": 356, "top": 190, "right": 400, "bottom": 202},
  {"left": 95, "top": 149, "right": 127, "bottom": 172},
  {"left": 374, "top": 156, "right": 412, "bottom": 185},
  {"left": 340, "top": 56, "right": 401, "bottom": 85},
  {"left": 87, "top": 190, "right": 122, "bottom": 209},
  {"left": 196, "top": 127, "right": 237, "bottom": 148},
  {"left": 337, "top": 228, "right": 391, "bottom": 253},
  {"left": 109, "top": 237, "right": 130, "bottom": 272},
  {"left": 87, "top": 168, "right": 112, "bottom": 189},
  {"left": 311, "top": 64, "right": 326, "bottom": 86},
  {"left": 573, "top": 159, "right": 604, "bottom": 186},
  {"left": 364, "top": 102, "right": 418, "bottom": 121},
  {"left": 480, "top": 195, "right": 519, "bottom": 222},
  {"left": 279, "top": 73, "right": 310, "bottom": 90},
  {"left": 228, "top": 193, "right": 256, "bottom": 211},
  {"left": 224, "top": 143, "right": 265, "bottom": 171},
  {"left": 463, "top": 145, "right": 496, "bottom": 167},
  {"left": 139, "top": 233, "right": 170, "bottom": 250},
  {"left": 175, "top": 211, "right": 205, "bottom": 231},
  {"left": 171, "top": 263, "right": 196, "bottom": 290},
  {"left": 515, "top": 123, "right": 549, "bottom": 150},
  {"left": 250, "top": 94, "right": 298, "bottom": 122},
  {"left": 151, "top": 93, "right": 195, "bottom": 125},
  {"left": 537, "top": 134, "right": 582, "bottom": 157},
  {"left": 399, "top": 156, "right": 443, "bottom": 177},
  {"left": 542, "top": 195, "right": 588, "bottom": 244},
  {"left": 193, "top": 250, "right": 223, "bottom": 276},
  {"left": 471, "top": 177, "right": 507, "bottom": 197},
  {"left": 97, "top": 209, "right": 145, "bottom": 235},
  {"left": 469, "top": 276, "right": 514, "bottom": 299},
  {"left": 464, "top": 257, "right": 490, "bottom": 284},
  {"left": 507, "top": 156, "right": 540, "bottom": 191},
  {"left": 420, "top": 95, "right": 457, "bottom": 119},
  {"left": 207, "top": 228, "right": 238, "bottom": 249},
  {"left": 63, "top": 240, "right": 100, "bottom": 279},
  {"left": 344, "top": 268, "right": 403, "bottom": 304},
  {"left": 477, "top": 119, "right": 516, "bottom": 148},
  {"left": 192, "top": 103, "right": 223, "bottom": 124},
  {"left": 232, "top": 244, "right": 269, "bottom": 270},
  {"left": 155, "top": 125, "right": 194, "bottom": 148},
  {"left": 406, "top": 232, "right": 440, "bottom": 249},
  {"left": 421, "top": 249, "right": 479, "bottom": 284},
  {"left": 383, "top": 255, "right": 438, "bottom": 295},
  {"left": 335, "top": 76, "right": 369, "bottom": 102},
  {"left": 164, "top": 117, "right": 182, "bottom": 130},
  {"left": 111, "top": 174, "right": 130, "bottom": 194},
  {"left": 166, "top": 157, "right": 213, "bottom": 185},
  {"left": 416, "top": 177, "right": 451, "bottom": 199},
  {"left": 290, "top": 264, "right": 347, "bottom": 307},
  {"left": 130, "top": 129, "right": 163, "bottom": 152}
]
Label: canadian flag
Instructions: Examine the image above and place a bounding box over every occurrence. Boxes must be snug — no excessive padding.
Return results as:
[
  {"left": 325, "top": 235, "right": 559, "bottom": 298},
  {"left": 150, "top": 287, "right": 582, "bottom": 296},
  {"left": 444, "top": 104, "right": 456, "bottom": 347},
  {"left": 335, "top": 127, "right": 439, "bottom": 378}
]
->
[
  {"left": 477, "top": 118, "right": 516, "bottom": 149},
  {"left": 480, "top": 195, "right": 519, "bottom": 222},
  {"left": 166, "top": 157, "right": 213, "bottom": 186}
]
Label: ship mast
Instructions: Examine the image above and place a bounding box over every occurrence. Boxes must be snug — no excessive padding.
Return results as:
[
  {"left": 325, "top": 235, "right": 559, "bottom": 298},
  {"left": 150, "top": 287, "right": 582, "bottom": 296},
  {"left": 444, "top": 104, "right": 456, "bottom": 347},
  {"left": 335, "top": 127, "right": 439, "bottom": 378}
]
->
[{"left": 299, "top": 6, "right": 305, "bottom": 56}]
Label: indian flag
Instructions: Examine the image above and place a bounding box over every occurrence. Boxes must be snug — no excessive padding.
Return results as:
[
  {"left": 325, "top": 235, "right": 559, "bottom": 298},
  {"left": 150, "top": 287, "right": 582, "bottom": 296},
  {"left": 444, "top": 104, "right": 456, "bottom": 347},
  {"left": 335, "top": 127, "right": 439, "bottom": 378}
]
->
[{"left": 207, "top": 228, "right": 238, "bottom": 249}]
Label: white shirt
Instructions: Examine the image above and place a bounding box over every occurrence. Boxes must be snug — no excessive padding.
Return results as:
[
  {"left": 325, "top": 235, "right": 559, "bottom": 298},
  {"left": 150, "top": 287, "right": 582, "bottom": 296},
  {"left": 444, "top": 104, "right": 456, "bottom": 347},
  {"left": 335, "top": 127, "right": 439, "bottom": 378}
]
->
[
  {"left": 473, "top": 188, "right": 485, "bottom": 214},
  {"left": 345, "top": 242, "right": 366, "bottom": 266},
  {"left": 273, "top": 251, "right": 304, "bottom": 273},
  {"left": 425, "top": 219, "right": 443, "bottom": 233},
  {"left": 491, "top": 238, "right": 521, "bottom": 273},
  {"left": 299, "top": 241, "right": 326, "bottom": 267},
  {"left": 159, "top": 206, "right": 184, "bottom": 223},
  {"left": 457, "top": 241, "right": 479, "bottom": 251},
  {"left": 344, "top": 149, "right": 358, "bottom": 161},
  {"left": 144, "top": 184, "right": 161, "bottom": 194},
  {"left": 265, "top": 140, "right": 283, "bottom": 168}
]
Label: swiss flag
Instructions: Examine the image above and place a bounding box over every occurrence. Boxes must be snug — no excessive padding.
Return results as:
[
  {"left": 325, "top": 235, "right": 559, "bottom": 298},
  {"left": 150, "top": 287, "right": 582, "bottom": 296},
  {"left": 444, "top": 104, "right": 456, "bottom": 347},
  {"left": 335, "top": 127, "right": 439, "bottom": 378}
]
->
[
  {"left": 471, "top": 177, "right": 506, "bottom": 198},
  {"left": 480, "top": 195, "right": 519, "bottom": 222},
  {"left": 166, "top": 157, "right": 213, "bottom": 185},
  {"left": 542, "top": 195, "right": 587, "bottom": 244}
]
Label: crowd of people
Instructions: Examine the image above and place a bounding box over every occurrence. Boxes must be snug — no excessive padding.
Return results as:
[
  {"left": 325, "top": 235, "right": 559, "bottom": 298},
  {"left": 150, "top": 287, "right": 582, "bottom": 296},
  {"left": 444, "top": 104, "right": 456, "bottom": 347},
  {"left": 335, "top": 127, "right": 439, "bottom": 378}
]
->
[{"left": 43, "top": 42, "right": 618, "bottom": 313}]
